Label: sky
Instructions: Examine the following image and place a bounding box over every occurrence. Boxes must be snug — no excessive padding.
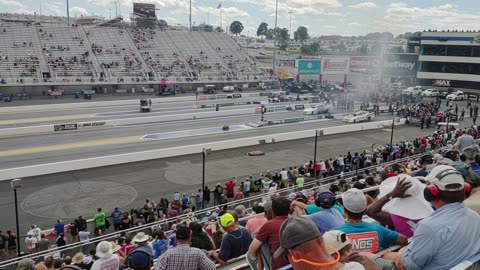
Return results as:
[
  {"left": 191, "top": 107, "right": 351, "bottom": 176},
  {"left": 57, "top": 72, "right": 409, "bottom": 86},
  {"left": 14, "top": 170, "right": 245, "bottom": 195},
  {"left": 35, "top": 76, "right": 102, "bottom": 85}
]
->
[{"left": 1, "top": 0, "right": 480, "bottom": 37}]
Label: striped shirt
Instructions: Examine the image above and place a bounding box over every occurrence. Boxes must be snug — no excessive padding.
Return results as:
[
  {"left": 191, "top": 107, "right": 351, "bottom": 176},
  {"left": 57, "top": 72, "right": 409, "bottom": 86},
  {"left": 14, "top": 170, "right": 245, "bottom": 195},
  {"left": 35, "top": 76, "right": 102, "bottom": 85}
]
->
[{"left": 154, "top": 244, "right": 215, "bottom": 270}]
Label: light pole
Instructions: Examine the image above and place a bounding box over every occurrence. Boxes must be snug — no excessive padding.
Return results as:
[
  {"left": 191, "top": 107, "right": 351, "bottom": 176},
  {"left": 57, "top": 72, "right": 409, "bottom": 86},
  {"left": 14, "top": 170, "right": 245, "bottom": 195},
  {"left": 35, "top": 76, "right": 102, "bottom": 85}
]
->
[
  {"left": 189, "top": 0, "right": 192, "bottom": 32},
  {"left": 272, "top": 0, "right": 279, "bottom": 74},
  {"left": 202, "top": 148, "right": 212, "bottom": 209},
  {"left": 66, "top": 0, "right": 70, "bottom": 26},
  {"left": 314, "top": 130, "right": 319, "bottom": 179},
  {"left": 390, "top": 118, "right": 395, "bottom": 147},
  {"left": 288, "top": 11, "right": 294, "bottom": 40},
  {"left": 11, "top": 179, "right": 22, "bottom": 257}
]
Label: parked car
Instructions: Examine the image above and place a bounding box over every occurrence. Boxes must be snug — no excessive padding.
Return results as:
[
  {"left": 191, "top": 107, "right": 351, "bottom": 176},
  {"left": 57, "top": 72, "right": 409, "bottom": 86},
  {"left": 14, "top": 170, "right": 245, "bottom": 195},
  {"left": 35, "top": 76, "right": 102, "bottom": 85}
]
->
[
  {"left": 402, "top": 86, "right": 423, "bottom": 96},
  {"left": 223, "top": 85, "right": 235, "bottom": 92},
  {"left": 343, "top": 110, "right": 375, "bottom": 123},
  {"left": 447, "top": 91, "right": 465, "bottom": 101},
  {"left": 421, "top": 89, "right": 440, "bottom": 97},
  {"left": 303, "top": 104, "right": 332, "bottom": 115}
]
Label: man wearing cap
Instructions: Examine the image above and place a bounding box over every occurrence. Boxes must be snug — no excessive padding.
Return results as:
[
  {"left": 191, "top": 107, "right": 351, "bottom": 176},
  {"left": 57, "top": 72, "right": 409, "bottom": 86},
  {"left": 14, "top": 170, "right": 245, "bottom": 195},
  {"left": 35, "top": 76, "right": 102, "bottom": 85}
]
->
[
  {"left": 291, "top": 191, "right": 344, "bottom": 234},
  {"left": 208, "top": 213, "right": 252, "bottom": 265},
  {"left": 248, "top": 197, "right": 291, "bottom": 269},
  {"left": 335, "top": 188, "right": 408, "bottom": 253},
  {"left": 91, "top": 241, "right": 120, "bottom": 270},
  {"left": 25, "top": 234, "right": 37, "bottom": 254},
  {"left": 463, "top": 145, "right": 480, "bottom": 175},
  {"left": 273, "top": 216, "right": 373, "bottom": 270},
  {"left": 156, "top": 226, "right": 215, "bottom": 270},
  {"left": 393, "top": 166, "right": 480, "bottom": 270},
  {"left": 27, "top": 225, "right": 41, "bottom": 242}
]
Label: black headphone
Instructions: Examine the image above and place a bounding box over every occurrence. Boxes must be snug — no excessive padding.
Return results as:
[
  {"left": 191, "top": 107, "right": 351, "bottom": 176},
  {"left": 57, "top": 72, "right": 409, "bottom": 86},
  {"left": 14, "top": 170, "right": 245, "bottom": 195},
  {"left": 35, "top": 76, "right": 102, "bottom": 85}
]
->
[
  {"left": 424, "top": 168, "right": 472, "bottom": 202},
  {"left": 315, "top": 191, "right": 336, "bottom": 208}
]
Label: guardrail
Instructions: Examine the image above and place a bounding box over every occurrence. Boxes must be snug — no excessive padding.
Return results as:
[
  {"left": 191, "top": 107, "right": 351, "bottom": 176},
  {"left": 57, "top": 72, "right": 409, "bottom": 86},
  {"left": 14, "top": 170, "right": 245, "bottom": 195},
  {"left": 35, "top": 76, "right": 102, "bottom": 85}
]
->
[{"left": 0, "top": 118, "right": 404, "bottom": 181}]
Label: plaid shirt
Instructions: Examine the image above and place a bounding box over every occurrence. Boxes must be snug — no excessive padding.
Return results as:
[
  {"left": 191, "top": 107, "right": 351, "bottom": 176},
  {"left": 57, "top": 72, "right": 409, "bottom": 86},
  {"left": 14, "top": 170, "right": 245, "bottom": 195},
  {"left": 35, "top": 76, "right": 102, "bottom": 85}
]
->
[{"left": 154, "top": 243, "right": 216, "bottom": 270}]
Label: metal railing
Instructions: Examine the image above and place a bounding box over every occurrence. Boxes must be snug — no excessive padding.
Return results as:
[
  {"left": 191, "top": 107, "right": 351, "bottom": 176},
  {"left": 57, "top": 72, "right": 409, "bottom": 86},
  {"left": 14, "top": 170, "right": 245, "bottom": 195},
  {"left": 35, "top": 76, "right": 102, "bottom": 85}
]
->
[{"left": 0, "top": 152, "right": 425, "bottom": 269}]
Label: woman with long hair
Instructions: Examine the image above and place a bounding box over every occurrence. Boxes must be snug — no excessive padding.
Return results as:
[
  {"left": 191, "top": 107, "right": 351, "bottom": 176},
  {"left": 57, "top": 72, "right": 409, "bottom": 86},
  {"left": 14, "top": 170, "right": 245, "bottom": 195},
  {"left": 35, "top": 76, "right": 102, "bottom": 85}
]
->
[{"left": 189, "top": 222, "right": 215, "bottom": 251}]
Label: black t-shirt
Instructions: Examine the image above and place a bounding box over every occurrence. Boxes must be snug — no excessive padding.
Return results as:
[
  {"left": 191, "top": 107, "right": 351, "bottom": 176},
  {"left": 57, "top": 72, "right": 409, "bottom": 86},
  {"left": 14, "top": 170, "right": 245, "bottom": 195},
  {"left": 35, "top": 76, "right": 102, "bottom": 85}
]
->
[{"left": 0, "top": 235, "right": 5, "bottom": 249}]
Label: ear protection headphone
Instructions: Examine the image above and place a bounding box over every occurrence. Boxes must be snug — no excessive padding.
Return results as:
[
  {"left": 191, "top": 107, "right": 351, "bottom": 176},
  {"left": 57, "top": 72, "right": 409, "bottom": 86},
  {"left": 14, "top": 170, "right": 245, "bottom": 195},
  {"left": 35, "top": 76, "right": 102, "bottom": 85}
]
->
[
  {"left": 315, "top": 191, "right": 336, "bottom": 208},
  {"left": 424, "top": 169, "right": 472, "bottom": 202}
]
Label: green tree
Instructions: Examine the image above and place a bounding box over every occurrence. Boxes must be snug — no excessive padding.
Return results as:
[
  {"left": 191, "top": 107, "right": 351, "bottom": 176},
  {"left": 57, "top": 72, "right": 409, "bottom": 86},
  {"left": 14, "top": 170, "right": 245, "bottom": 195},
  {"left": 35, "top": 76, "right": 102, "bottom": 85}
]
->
[
  {"left": 215, "top": 26, "right": 224, "bottom": 33},
  {"left": 229, "top": 21, "right": 244, "bottom": 39},
  {"left": 158, "top": 19, "right": 168, "bottom": 31},
  {"left": 294, "top": 26, "right": 309, "bottom": 42},
  {"left": 256, "top": 22, "right": 268, "bottom": 38},
  {"left": 310, "top": 42, "right": 320, "bottom": 53},
  {"left": 356, "top": 44, "right": 368, "bottom": 55},
  {"left": 278, "top": 28, "right": 289, "bottom": 42}
]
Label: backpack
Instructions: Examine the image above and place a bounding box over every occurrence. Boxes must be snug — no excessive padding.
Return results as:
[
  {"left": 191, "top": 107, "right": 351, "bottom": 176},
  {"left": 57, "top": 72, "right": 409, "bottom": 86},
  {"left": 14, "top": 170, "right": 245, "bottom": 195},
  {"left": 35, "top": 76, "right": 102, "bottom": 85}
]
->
[{"left": 127, "top": 248, "right": 153, "bottom": 270}]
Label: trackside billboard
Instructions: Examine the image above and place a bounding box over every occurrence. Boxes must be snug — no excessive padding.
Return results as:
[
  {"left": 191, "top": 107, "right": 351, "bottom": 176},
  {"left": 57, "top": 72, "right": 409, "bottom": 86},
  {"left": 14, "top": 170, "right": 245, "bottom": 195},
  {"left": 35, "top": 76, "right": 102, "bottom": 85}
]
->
[
  {"left": 350, "top": 56, "right": 381, "bottom": 72},
  {"left": 321, "top": 56, "right": 350, "bottom": 75},
  {"left": 296, "top": 59, "right": 321, "bottom": 75},
  {"left": 383, "top": 53, "right": 419, "bottom": 77}
]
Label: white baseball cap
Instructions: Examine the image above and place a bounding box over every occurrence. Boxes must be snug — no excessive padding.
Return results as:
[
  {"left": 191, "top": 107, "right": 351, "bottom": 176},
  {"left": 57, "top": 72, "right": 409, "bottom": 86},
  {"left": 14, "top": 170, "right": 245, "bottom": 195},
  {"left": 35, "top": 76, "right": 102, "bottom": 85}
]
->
[{"left": 341, "top": 188, "right": 367, "bottom": 213}]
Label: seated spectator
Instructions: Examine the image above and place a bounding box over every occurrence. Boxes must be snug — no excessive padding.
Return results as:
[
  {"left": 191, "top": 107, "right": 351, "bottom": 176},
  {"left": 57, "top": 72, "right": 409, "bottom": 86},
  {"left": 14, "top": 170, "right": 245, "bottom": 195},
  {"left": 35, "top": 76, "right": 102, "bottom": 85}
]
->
[
  {"left": 412, "top": 154, "right": 433, "bottom": 177},
  {"left": 151, "top": 230, "right": 169, "bottom": 260},
  {"left": 155, "top": 226, "right": 215, "bottom": 270},
  {"left": 245, "top": 204, "right": 268, "bottom": 235},
  {"left": 248, "top": 196, "right": 291, "bottom": 269},
  {"left": 71, "top": 252, "right": 85, "bottom": 269},
  {"left": 207, "top": 213, "right": 252, "bottom": 265},
  {"left": 366, "top": 175, "right": 433, "bottom": 238},
  {"left": 189, "top": 222, "right": 214, "bottom": 251},
  {"left": 393, "top": 165, "right": 480, "bottom": 270},
  {"left": 123, "top": 232, "right": 153, "bottom": 270},
  {"left": 17, "top": 258, "right": 35, "bottom": 270},
  {"left": 273, "top": 216, "right": 379, "bottom": 270},
  {"left": 336, "top": 188, "right": 408, "bottom": 253},
  {"left": 302, "top": 191, "right": 345, "bottom": 234},
  {"left": 91, "top": 241, "right": 119, "bottom": 270}
]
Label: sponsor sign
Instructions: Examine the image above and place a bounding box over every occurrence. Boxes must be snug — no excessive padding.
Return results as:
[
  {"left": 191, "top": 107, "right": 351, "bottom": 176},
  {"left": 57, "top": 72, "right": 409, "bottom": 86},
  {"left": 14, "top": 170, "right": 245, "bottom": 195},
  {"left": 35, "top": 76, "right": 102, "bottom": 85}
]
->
[
  {"left": 297, "top": 59, "right": 321, "bottom": 75},
  {"left": 78, "top": 122, "right": 106, "bottom": 129},
  {"left": 350, "top": 56, "right": 381, "bottom": 71},
  {"left": 418, "top": 79, "right": 480, "bottom": 90},
  {"left": 133, "top": 3, "right": 156, "bottom": 18},
  {"left": 321, "top": 56, "right": 350, "bottom": 75},
  {"left": 198, "top": 95, "right": 208, "bottom": 100},
  {"left": 233, "top": 94, "right": 242, "bottom": 98},
  {"left": 295, "top": 104, "right": 305, "bottom": 110},
  {"left": 383, "top": 53, "right": 419, "bottom": 77},
  {"left": 432, "top": 80, "right": 451, "bottom": 87},
  {"left": 347, "top": 232, "right": 380, "bottom": 253},
  {"left": 54, "top": 123, "right": 78, "bottom": 132}
]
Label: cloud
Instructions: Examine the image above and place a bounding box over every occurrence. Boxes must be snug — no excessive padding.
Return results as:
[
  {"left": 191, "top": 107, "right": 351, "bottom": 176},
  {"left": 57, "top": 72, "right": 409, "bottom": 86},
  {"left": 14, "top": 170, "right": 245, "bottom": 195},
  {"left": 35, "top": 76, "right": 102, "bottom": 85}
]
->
[
  {"left": 349, "top": 2, "right": 377, "bottom": 9},
  {"left": 46, "top": 1, "right": 63, "bottom": 15},
  {"left": 0, "top": 0, "right": 26, "bottom": 9},
  {"left": 379, "top": 2, "right": 480, "bottom": 33},
  {"left": 69, "top": 6, "right": 88, "bottom": 16},
  {"left": 348, "top": 22, "right": 361, "bottom": 27},
  {"left": 196, "top": 6, "right": 249, "bottom": 17}
]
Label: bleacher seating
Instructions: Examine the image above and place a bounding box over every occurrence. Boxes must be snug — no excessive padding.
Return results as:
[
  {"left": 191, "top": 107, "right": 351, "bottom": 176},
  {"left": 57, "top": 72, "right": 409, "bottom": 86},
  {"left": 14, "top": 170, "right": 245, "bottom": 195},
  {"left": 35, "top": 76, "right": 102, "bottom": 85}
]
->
[
  {"left": 0, "top": 22, "right": 41, "bottom": 81},
  {"left": 0, "top": 16, "right": 267, "bottom": 84},
  {"left": 203, "top": 32, "right": 261, "bottom": 80},
  {"left": 87, "top": 27, "right": 146, "bottom": 78},
  {"left": 38, "top": 25, "right": 97, "bottom": 80}
]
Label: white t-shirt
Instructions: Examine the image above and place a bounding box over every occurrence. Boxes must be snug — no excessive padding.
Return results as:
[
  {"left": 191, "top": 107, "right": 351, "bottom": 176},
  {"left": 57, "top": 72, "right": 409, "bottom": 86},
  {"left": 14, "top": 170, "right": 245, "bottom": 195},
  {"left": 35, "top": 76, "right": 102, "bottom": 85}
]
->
[
  {"left": 280, "top": 170, "right": 288, "bottom": 180},
  {"left": 342, "top": 261, "right": 365, "bottom": 270},
  {"left": 90, "top": 254, "right": 119, "bottom": 270},
  {"left": 28, "top": 228, "right": 42, "bottom": 242},
  {"left": 262, "top": 179, "right": 272, "bottom": 190},
  {"left": 338, "top": 157, "right": 345, "bottom": 166},
  {"left": 79, "top": 231, "right": 90, "bottom": 242},
  {"left": 25, "top": 237, "right": 37, "bottom": 250}
]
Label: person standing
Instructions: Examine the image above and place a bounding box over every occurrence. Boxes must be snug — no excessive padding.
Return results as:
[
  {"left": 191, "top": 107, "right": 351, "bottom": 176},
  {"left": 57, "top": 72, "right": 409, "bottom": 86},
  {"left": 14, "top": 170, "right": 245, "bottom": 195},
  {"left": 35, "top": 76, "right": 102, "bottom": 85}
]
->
[
  {"left": 25, "top": 234, "right": 37, "bottom": 254},
  {"left": 6, "top": 231, "right": 16, "bottom": 258},
  {"left": 244, "top": 178, "right": 251, "bottom": 198},
  {"left": 203, "top": 186, "right": 211, "bottom": 208},
  {"left": 225, "top": 177, "right": 237, "bottom": 202},
  {"left": 111, "top": 207, "right": 123, "bottom": 231},
  {"left": 0, "top": 230, "right": 6, "bottom": 261},
  {"left": 93, "top": 208, "right": 106, "bottom": 232},
  {"left": 460, "top": 108, "right": 465, "bottom": 121},
  {"left": 37, "top": 234, "right": 50, "bottom": 253},
  {"left": 54, "top": 220, "right": 64, "bottom": 237},
  {"left": 195, "top": 189, "right": 203, "bottom": 211},
  {"left": 79, "top": 228, "right": 91, "bottom": 255}
]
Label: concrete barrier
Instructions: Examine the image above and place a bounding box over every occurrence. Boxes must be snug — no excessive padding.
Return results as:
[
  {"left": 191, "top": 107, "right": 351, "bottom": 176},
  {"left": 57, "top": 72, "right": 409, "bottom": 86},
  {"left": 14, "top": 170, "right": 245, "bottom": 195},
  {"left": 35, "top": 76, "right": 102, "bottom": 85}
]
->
[
  {"left": 0, "top": 92, "right": 264, "bottom": 114},
  {"left": 0, "top": 107, "right": 257, "bottom": 137},
  {"left": 0, "top": 119, "right": 404, "bottom": 181}
]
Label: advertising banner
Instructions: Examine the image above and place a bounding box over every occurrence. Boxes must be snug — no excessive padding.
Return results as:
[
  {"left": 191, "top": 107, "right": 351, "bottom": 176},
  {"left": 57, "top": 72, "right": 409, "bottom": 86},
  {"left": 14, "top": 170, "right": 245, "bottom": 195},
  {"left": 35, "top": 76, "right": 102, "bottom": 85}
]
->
[
  {"left": 350, "top": 56, "right": 381, "bottom": 72},
  {"left": 321, "top": 56, "right": 350, "bottom": 75},
  {"left": 383, "top": 54, "right": 419, "bottom": 77},
  {"left": 297, "top": 59, "right": 321, "bottom": 75},
  {"left": 133, "top": 3, "right": 156, "bottom": 18},
  {"left": 54, "top": 124, "right": 78, "bottom": 132},
  {"left": 78, "top": 122, "right": 106, "bottom": 129}
]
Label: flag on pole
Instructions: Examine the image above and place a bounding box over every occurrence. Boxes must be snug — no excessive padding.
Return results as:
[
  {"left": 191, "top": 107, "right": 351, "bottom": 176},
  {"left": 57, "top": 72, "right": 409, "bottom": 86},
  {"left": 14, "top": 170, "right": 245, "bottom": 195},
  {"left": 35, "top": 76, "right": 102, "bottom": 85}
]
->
[{"left": 217, "top": 2, "right": 222, "bottom": 9}]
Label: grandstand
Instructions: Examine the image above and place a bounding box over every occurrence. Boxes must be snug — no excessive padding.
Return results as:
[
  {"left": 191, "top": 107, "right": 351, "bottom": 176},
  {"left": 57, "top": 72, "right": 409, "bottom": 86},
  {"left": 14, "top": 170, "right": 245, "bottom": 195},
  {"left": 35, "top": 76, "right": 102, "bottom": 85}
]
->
[{"left": 0, "top": 14, "right": 267, "bottom": 85}]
